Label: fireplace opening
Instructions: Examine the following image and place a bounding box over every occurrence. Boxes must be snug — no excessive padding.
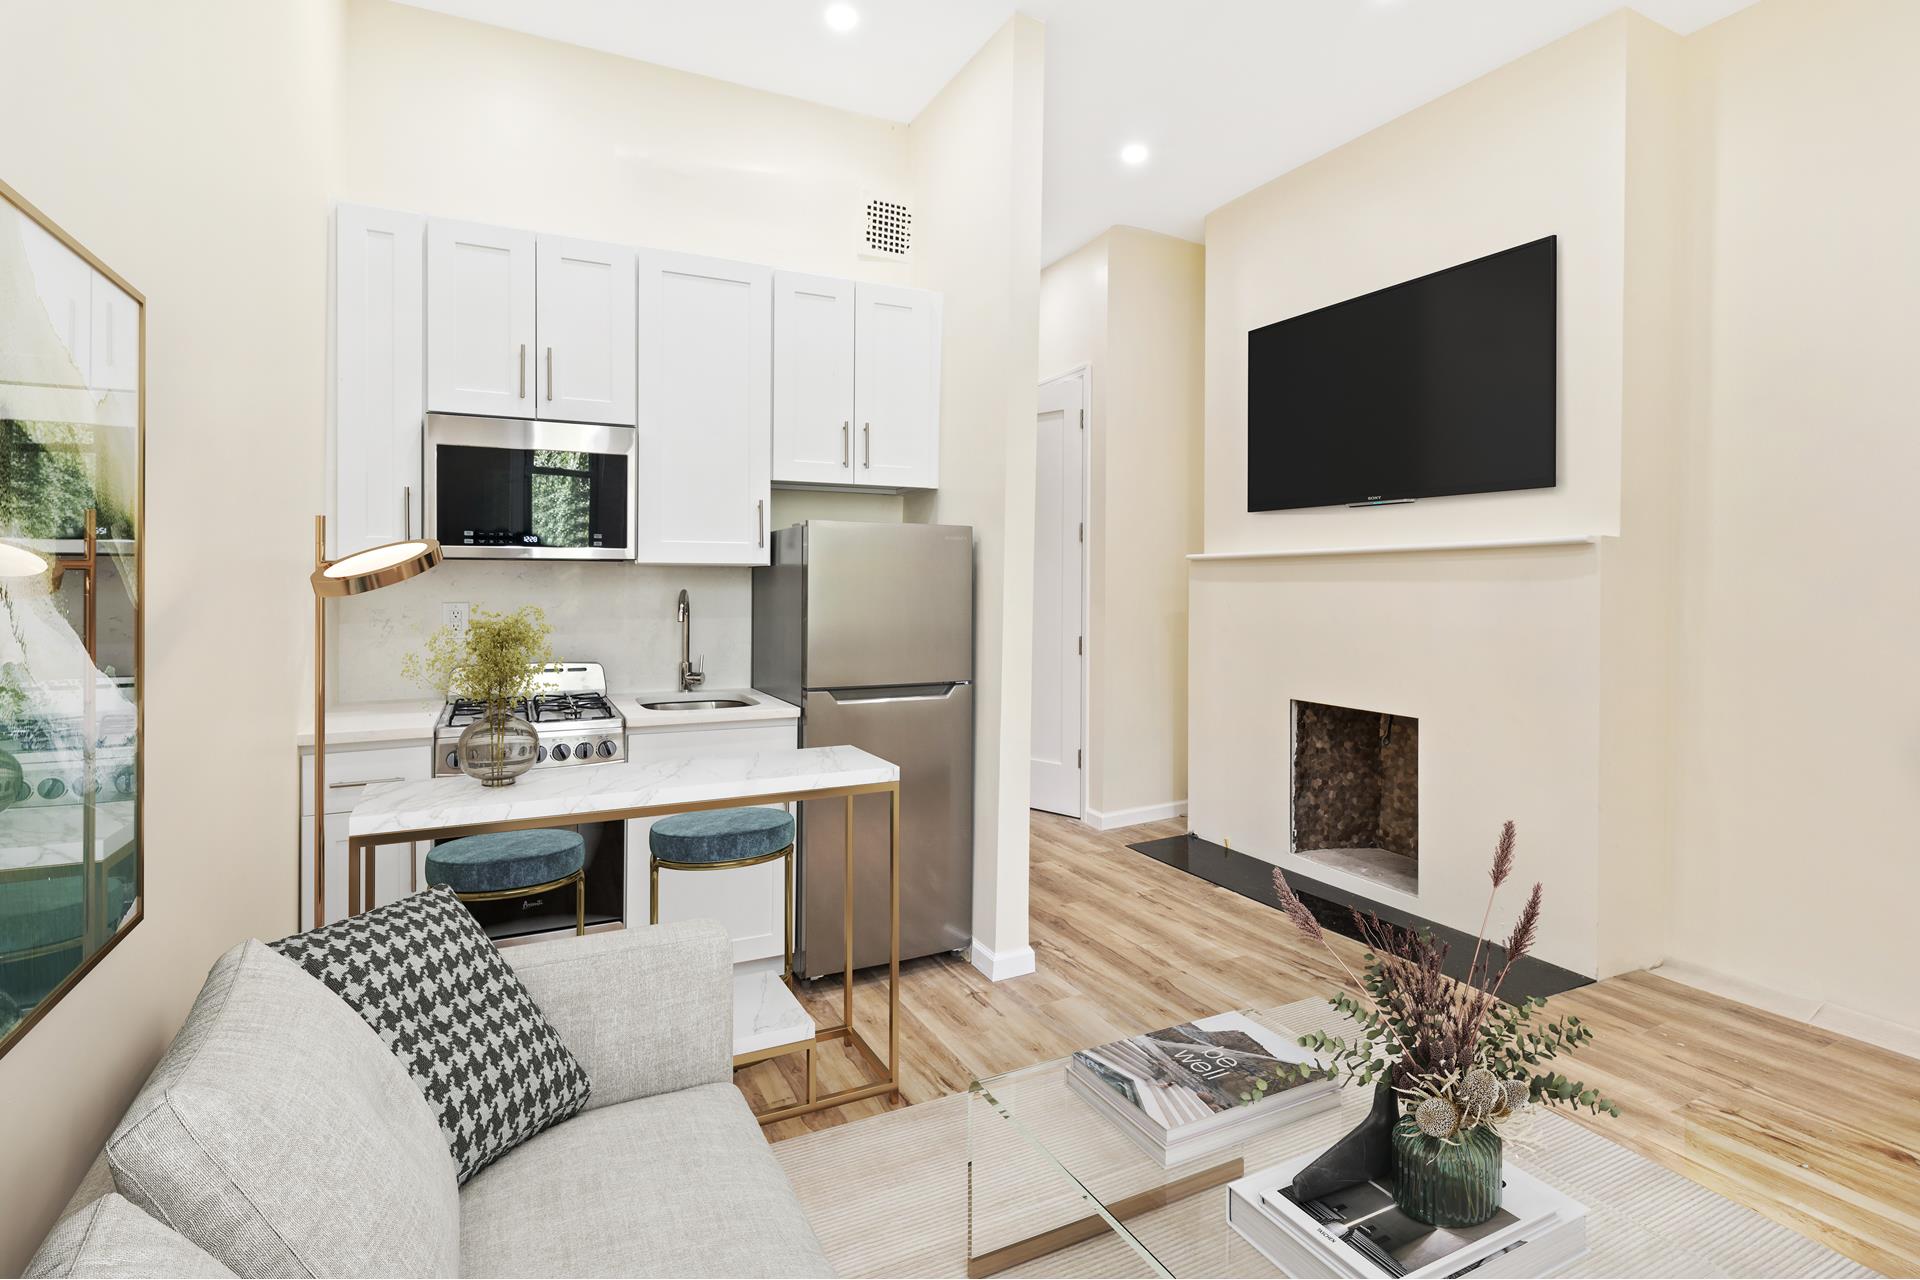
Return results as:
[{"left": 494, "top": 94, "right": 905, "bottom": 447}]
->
[{"left": 1290, "top": 700, "right": 1418, "bottom": 895}]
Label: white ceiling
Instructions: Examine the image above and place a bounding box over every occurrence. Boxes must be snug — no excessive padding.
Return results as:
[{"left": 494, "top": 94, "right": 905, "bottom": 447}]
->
[{"left": 395, "top": 0, "right": 1758, "bottom": 264}]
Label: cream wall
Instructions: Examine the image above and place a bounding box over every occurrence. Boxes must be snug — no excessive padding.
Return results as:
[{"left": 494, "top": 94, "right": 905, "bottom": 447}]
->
[
  {"left": 1191, "top": 15, "right": 1648, "bottom": 975},
  {"left": 1039, "top": 227, "right": 1202, "bottom": 827},
  {"left": 1204, "top": 21, "right": 1627, "bottom": 556},
  {"left": 1100, "top": 229, "right": 1203, "bottom": 822},
  {"left": 0, "top": 1, "right": 341, "bottom": 1270},
  {"left": 905, "top": 15, "right": 1045, "bottom": 974},
  {"left": 331, "top": 0, "right": 915, "bottom": 698},
  {"left": 1665, "top": 0, "right": 1920, "bottom": 1032}
]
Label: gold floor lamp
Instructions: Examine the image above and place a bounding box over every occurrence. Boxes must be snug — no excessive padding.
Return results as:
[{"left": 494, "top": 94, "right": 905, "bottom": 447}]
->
[{"left": 309, "top": 515, "right": 442, "bottom": 927}]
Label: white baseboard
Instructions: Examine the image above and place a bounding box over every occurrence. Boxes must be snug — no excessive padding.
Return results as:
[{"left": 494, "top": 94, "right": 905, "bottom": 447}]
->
[
  {"left": 1083, "top": 800, "right": 1187, "bottom": 832},
  {"left": 1650, "top": 961, "right": 1920, "bottom": 1061},
  {"left": 969, "top": 940, "right": 1036, "bottom": 982}
]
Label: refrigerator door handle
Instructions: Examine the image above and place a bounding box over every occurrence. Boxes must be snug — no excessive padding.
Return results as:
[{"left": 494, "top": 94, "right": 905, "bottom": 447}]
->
[{"left": 820, "top": 683, "right": 966, "bottom": 705}]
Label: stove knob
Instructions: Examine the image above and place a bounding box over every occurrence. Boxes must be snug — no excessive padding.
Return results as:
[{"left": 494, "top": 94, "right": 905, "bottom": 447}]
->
[
  {"left": 37, "top": 777, "right": 64, "bottom": 800},
  {"left": 551, "top": 742, "right": 570, "bottom": 762},
  {"left": 596, "top": 739, "right": 616, "bottom": 759},
  {"left": 572, "top": 742, "right": 590, "bottom": 761},
  {"left": 535, "top": 745, "right": 549, "bottom": 763},
  {"left": 113, "top": 766, "right": 135, "bottom": 796},
  {"left": 444, "top": 750, "right": 459, "bottom": 771}
]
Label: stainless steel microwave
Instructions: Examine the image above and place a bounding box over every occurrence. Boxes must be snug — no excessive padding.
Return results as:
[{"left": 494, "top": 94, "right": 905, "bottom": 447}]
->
[{"left": 424, "top": 413, "right": 636, "bottom": 560}]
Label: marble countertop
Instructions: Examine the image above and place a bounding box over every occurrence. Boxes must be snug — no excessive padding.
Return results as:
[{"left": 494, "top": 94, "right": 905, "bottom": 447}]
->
[
  {"left": 298, "top": 688, "right": 798, "bottom": 749},
  {"left": 348, "top": 744, "right": 895, "bottom": 837}
]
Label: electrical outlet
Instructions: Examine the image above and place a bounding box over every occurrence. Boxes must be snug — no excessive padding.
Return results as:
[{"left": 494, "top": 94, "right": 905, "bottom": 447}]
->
[{"left": 442, "top": 602, "right": 470, "bottom": 633}]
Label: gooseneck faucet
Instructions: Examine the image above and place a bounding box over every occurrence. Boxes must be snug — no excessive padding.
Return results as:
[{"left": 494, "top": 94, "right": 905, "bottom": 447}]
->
[{"left": 677, "top": 589, "right": 705, "bottom": 692}]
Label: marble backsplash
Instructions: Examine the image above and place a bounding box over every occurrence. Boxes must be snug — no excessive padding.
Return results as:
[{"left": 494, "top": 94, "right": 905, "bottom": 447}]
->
[{"left": 329, "top": 559, "right": 754, "bottom": 704}]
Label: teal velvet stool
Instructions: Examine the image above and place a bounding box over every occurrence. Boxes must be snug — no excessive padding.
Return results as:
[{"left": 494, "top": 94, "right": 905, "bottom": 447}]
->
[
  {"left": 648, "top": 807, "right": 797, "bottom": 980},
  {"left": 425, "top": 827, "right": 587, "bottom": 934}
]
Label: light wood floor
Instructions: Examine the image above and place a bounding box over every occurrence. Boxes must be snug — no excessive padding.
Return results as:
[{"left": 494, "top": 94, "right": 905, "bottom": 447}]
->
[{"left": 736, "top": 813, "right": 1920, "bottom": 1275}]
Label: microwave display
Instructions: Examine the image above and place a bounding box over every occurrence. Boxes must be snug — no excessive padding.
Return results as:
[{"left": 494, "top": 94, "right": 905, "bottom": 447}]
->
[{"left": 435, "top": 445, "right": 629, "bottom": 551}]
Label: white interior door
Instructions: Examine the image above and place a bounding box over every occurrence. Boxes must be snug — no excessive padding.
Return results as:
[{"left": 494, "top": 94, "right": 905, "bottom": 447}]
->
[{"left": 1031, "top": 372, "right": 1085, "bottom": 818}]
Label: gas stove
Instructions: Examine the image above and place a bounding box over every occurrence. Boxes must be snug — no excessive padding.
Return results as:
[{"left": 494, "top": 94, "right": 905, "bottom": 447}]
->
[
  {"left": 0, "top": 680, "right": 138, "bottom": 809},
  {"left": 432, "top": 661, "right": 627, "bottom": 778}
]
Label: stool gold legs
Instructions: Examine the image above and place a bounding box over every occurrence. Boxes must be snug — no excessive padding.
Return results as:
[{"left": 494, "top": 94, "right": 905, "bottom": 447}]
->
[{"left": 652, "top": 843, "right": 814, "bottom": 1121}]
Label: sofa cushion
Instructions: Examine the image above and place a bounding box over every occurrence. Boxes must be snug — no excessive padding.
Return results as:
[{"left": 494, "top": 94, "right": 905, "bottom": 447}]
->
[
  {"left": 106, "top": 940, "right": 459, "bottom": 1277},
  {"left": 24, "top": 1194, "right": 234, "bottom": 1279},
  {"left": 458, "top": 1082, "right": 834, "bottom": 1278},
  {"left": 271, "top": 886, "right": 592, "bottom": 1182}
]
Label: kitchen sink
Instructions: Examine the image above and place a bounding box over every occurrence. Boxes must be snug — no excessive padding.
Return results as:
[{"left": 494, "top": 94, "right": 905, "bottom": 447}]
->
[{"left": 639, "top": 698, "right": 753, "bottom": 711}]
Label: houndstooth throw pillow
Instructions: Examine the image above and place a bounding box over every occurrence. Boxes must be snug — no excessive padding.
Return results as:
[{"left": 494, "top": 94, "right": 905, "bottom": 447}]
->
[{"left": 271, "top": 886, "right": 591, "bottom": 1182}]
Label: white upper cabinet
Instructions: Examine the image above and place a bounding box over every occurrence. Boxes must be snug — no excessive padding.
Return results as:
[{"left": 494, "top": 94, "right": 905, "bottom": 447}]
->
[
  {"left": 535, "top": 235, "right": 635, "bottom": 425},
  {"left": 331, "top": 204, "right": 425, "bottom": 558},
  {"left": 853, "top": 283, "right": 941, "bottom": 489},
  {"left": 425, "top": 218, "right": 535, "bottom": 417},
  {"left": 88, "top": 269, "right": 139, "bottom": 393},
  {"left": 634, "top": 250, "right": 771, "bottom": 565},
  {"left": 772, "top": 272, "right": 856, "bottom": 485}
]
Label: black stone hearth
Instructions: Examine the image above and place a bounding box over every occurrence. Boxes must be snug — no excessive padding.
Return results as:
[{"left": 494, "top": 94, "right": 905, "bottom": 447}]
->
[{"left": 1126, "top": 832, "right": 1589, "bottom": 1002}]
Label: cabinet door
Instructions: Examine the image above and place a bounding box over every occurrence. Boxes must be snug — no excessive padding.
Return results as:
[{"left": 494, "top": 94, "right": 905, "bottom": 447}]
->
[
  {"left": 853, "top": 283, "right": 941, "bottom": 489},
  {"left": 535, "top": 235, "right": 635, "bottom": 425},
  {"left": 425, "top": 218, "right": 535, "bottom": 417},
  {"left": 634, "top": 250, "right": 771, "bottom": 565},
  {"left": 772, "top": 272, "right": 855, "bottom": 485},
  {"left": 88, "top": 268, "right": 140, "bottom": 393},
  {"left": 331, "top": 205, "right": 425, "bottom": 558}
]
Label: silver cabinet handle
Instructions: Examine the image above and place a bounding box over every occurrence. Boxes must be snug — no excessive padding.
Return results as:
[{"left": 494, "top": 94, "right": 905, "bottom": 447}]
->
[
  {"left": 518, "top": 344, "right": 526, "bottom": 398},
  {"left": 546, "top": 346, "right": 554, "bottom": 401},
  {"left": 863, "top": 422, "right": 871, "bottom": 469},
  {"left": 842, "top": 421, "right": 850, "bottom": 467},
  {"left": 402, "top": 485, "right": 411, "bottom": 539},
  {"left": 329, "top": 776, "right": 404, "bottom": 790},
  {"left": 757, "top": 499, "right": 765, "bottom": 548}
]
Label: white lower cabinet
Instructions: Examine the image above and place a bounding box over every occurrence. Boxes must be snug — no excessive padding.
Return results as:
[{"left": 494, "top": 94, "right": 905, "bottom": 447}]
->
[
  {"left": 625, "top": 721, "right": 797, "bottom": 964},
  {"left": 298, "top": 743, "right": 430, "bottom": 930}
]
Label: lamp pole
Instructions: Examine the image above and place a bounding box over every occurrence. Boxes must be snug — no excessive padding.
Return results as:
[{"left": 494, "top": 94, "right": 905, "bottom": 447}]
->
[{"left": 313, "top": 514, "right": 328, "bottom": 928}]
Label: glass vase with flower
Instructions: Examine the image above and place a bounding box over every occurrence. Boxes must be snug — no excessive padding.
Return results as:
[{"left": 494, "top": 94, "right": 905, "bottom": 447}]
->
[
  {"left": 1269, "top": 823, "right": 1619, "bottom": 1227},
  {"left": 403, "top": 605, "right": 554, "bottom": 787}
]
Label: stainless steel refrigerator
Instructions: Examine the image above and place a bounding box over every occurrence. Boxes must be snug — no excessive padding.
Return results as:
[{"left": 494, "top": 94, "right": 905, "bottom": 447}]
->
[{"left": 753, "top": 521, "right": 974, "bottom": 979}]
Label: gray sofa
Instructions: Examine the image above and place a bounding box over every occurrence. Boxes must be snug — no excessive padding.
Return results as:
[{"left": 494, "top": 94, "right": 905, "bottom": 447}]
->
[{"left": 27, "top": 920, "right": 834, "bottom": 1279}]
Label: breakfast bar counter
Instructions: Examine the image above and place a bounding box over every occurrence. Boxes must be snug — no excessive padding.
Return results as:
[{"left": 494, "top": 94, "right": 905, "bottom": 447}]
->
[
  {"left": 345, "top": 744, "right": 895, "bottom": 842},
  {"left": 344, "top": 744, "right": 901, "bottom": 1123}
]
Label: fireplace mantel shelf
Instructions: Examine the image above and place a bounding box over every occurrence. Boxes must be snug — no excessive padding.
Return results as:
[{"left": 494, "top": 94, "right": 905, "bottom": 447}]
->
[{"left": 1188, "top": 534, "right": 1602, "bottom": 562}]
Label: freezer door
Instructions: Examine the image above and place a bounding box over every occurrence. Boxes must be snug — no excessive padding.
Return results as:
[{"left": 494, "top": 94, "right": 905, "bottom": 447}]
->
[
  {"left": 803, "top": 521, "right": 973, "bottom": 690},
  {"left": 798, "top": 683, "right": 973, "bottom": 977}
]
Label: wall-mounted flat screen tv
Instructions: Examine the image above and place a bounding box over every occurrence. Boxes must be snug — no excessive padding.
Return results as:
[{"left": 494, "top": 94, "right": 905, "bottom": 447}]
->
[{"left": 1246, "top": 236, "right": 1557, "bottom": 512}]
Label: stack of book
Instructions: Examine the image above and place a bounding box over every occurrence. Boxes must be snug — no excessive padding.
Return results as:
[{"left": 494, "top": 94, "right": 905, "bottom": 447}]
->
[
  {"left": 1226, "top": 1150, "right": 1589, "bottom": 1278},
  {"left": 1065, "top": 1012, "right": 1338, "bottom": 1168}
]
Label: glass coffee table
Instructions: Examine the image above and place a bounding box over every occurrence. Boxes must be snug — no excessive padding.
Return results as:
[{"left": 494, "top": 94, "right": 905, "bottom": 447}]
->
[{"left": 965, "top": 1009, "right": 1357, "bottom": 1278}]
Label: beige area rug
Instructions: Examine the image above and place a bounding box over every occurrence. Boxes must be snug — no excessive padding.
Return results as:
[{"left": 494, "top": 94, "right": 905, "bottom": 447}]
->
[{"left": 773, "top": 998, "right": 1879, "bottom": 1278}]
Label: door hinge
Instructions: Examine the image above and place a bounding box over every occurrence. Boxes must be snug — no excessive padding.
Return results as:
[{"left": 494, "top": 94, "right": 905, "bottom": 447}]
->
[
  {"left": 1078, "top": 521, "right": 1085, "bottom": 543},
  {"left": 1077, "top": 635, "right": 1084, "bottom": 656},
  {"left": 1079, "top": 409, "right": 1085, "bottom": 429},
  {"left": 1077, "top": 748, "right": 1083, "bottom": 768}
]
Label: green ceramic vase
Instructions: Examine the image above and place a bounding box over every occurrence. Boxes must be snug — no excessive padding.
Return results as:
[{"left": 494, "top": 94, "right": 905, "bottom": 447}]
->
[{"left": 1391, "top": 1116, "right": 1504, "bottom": 1227}]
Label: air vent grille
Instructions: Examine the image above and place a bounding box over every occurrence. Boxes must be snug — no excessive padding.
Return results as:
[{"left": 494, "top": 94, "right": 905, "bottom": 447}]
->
[{"left": 861, "top": 196, "right": 912, "bottom": 259}]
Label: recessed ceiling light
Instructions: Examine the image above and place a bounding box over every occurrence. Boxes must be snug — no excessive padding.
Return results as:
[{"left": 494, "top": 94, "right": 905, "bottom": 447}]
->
[
  {"left": 1120, "top": 142, "right": 1150, "bottom": 166},
  {"left": 823, "top": 3, "right": 860, "bottom": 33}
]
